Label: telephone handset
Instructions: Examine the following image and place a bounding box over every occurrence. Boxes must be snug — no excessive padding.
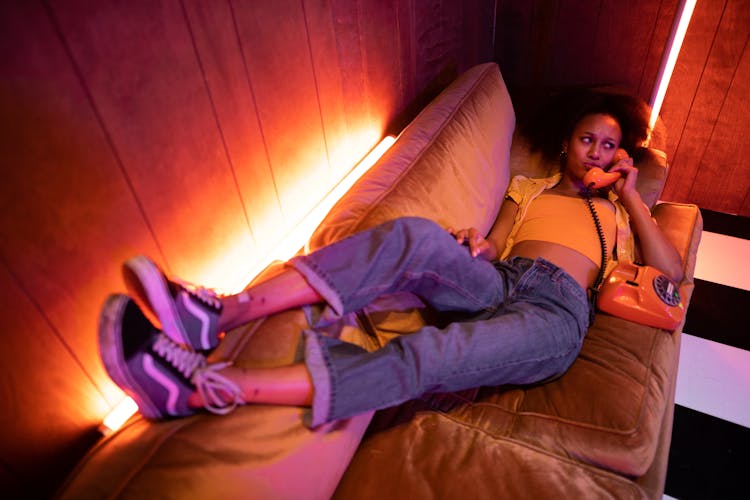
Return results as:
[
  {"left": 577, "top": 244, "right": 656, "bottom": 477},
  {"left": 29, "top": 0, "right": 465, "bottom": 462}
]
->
[{"left": 582, "top": 148, "right": 628, "bottom": 189}]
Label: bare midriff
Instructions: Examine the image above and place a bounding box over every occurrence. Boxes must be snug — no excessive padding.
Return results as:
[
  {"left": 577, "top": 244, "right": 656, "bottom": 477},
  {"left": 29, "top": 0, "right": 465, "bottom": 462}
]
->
[{"left": 507, "top": 240, "right": 600, "bottom": 291}]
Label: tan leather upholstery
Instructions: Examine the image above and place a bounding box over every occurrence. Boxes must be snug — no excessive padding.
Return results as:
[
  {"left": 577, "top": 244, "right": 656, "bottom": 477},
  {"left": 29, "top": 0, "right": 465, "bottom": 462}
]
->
[{"left": 59, "top": 63, "right": 702, "bottom": 499}]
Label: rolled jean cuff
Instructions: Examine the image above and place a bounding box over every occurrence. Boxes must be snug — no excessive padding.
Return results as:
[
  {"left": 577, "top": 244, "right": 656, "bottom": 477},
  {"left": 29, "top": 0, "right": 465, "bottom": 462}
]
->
[
  {"left": 301, "top": 329, "right": 332, "bottom": 428},
  {"left": 288, "top": 256, "right": 344, "bottom": 316}
]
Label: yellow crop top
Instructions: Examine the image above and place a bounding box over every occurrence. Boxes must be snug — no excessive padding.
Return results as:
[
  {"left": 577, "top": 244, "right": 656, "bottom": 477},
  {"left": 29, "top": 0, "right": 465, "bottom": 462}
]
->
[
  {"left": 501, "top": 174, "right": 637, "bottom": 278},
  {"left": 513, "top": 192, "right": 617, "bottom": 265}
]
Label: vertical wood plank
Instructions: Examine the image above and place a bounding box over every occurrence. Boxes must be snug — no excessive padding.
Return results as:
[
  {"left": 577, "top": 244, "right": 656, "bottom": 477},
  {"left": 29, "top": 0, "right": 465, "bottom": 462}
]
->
[
  {"left": 412, "top": 0, "right": 458, "bottom": 94},
  {"left": 231, "top": 0, "right": 330, "bottom": 227},
  {"left": 590, "top": 0, "right": 663, "bottom": 93},
  {"left": 49, "top": 0, "right": 255, "bottom": 281},
  {"left": 547, "top": 0, "right": 600, "bottom": 85},
  {"left": 660, "top": 0, "right": 725, "bottom": 164},
  {"left": 329, "top": 0, "right": 371, "bottom": 157},
  {"left": 359, "top": 0, "right": 402, "bottom": 135},
  {"left": 460, "top": 0, "right": 496, "bottom": 70},
  {"left": 303, "top": 0, "right": 366, "bottom": 183},
  {"left": 181, "top": 0, "right": 284, "bottom": 256},
  {"left": 495, "top": 0, "right": 550, "bottom": 88},
  {"left": 397, "top": 0, "right": 418, "bottom": 110},
  {"left": 662, "top": 0, "right": 737, "bottom": 204},
  {"left": 637, "top": 0, "right": 680, "bottom": 100},
  {"left": 686, "top": 19, "right": 750, "bottom": 214}
]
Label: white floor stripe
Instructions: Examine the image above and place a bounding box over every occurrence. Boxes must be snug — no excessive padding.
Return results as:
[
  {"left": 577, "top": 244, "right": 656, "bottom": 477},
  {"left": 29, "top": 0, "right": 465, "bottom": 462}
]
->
[
  {"left": 675, "top": 332, "right": 750, "bottom": 428},
  {"left": 693, "top": 231, "right": 750, "bottom": 291}
]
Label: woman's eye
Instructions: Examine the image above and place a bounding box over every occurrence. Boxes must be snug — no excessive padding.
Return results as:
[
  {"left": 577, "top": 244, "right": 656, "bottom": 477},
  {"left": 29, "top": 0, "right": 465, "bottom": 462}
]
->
[{"left": 580, "top": 136, "right": 592, "bottom": 144}]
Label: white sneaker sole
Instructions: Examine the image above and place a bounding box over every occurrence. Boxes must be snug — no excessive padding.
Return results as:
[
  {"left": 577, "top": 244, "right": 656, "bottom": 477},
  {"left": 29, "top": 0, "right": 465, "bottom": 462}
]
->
[
  {"left": 97, "top": 294, "right": 161, "bottom": 420},
  {"left": 122, "top": 255, "right": 189, "bottom": 347}
]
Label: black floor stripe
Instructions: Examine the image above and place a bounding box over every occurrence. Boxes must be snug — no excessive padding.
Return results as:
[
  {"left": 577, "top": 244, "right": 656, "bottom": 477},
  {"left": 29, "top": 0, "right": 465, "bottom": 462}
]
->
[
  {"left": 700, "top": 208, "right": 750, "bottom": 240},
  {"left": 665, "top": 404, "right": 750, "bottom": 499},
  {"left": 684, "top": 279, "right": 750, "bottom": 351}
]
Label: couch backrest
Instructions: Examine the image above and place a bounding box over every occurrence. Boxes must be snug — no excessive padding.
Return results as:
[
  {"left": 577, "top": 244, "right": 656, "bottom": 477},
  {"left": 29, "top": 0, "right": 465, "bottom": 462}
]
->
[{"left": 308, "top": 63, "right": 515, "bottom": 250}]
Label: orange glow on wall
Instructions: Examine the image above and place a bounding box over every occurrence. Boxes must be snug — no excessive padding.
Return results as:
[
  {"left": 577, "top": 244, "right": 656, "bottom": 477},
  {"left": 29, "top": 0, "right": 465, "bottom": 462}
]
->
[
  {"left": 101, "top": 133, "right": 395, "bottom": 432},
  {"left": 195, "top": 133, "right": 396, "bottom": 294}
]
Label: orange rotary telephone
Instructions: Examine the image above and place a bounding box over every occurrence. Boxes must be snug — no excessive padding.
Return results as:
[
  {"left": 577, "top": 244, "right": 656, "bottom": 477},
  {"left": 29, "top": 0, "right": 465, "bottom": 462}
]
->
[
  {"left": 583, "top": 150, "right": 686, "bottom": 330},
  {"left": 596, "top": 261, "right": 685, "bottom": 330}
]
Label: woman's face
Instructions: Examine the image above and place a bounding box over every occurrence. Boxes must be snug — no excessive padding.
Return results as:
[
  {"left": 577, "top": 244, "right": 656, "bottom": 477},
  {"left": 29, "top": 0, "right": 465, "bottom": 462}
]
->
[{"left": 563, "top": 113, "right": 622, "bottom": 180}]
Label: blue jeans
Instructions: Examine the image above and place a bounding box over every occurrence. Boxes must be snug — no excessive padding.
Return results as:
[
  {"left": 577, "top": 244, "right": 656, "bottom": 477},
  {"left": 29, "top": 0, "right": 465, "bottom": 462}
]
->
[{"left": 289, "top": 217, "right": 590, "bottom": 426}]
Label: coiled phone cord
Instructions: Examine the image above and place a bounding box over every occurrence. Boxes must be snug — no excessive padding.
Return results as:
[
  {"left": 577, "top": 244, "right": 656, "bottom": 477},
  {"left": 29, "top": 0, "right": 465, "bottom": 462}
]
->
[{"left": 583, "top": 188, "right": 608, "bottom": 322}]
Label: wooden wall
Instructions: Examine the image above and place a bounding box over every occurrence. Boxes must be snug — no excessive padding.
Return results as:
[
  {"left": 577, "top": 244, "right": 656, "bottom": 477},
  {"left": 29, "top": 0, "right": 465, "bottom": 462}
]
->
[
  {"left": 0, "top": 1, "right": 495, "bottom": 496},
  {"left": 660, "top": 0, "right": 750, "bottom": 216},
  {"left": 494, "top": 0, "right": 680, "bottom": 104},
  {"left": 493, "top": 0, "right": 750, "bottom": 217}
]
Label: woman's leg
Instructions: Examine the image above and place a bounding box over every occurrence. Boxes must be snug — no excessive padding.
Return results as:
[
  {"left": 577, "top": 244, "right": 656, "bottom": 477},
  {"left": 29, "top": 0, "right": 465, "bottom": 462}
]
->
[
  {"left": 223, "top": 216, "right": 502, "bottom": 323},
  {"left": 124, "top": 217, "right": 501, "bottom": 351},
  {"left": 218, "top": 269, "right": 323, "bottom": 331},
  {"left": 302, "top": 258, "right": 591, "bottom": 426},
  {"left": 187, "top": 363, "right": 314, "bottom": 408},
  {"left": 187, "top": 259, "right": 590, "bottom": 425},
  {"left": 288, "top": 217, "right": 504, "bottom": 316}
]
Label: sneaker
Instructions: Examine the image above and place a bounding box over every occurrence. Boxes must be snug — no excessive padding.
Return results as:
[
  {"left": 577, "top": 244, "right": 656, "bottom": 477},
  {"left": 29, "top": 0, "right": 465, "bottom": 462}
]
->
[
  {"left": 122, "top": 255, "right": 223, "bottom": 351},
  {"left": 98, "top": 294, "right": 243, "bottom": 419}
]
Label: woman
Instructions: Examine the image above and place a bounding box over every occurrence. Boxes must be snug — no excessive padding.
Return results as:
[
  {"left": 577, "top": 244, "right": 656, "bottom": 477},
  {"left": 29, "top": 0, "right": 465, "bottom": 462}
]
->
[{"left": 99, "top": 89, "right": 683, "bottom": 426}]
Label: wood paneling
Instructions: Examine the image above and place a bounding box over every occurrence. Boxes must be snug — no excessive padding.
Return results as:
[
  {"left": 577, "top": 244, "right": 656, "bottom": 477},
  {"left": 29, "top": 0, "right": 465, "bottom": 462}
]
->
[
  {"left": 50, "top": 0, "right": 258, "bottom": 278},
  {"left": 182, "top": 0, "right": 283, "bottom": 252},
  {"left": 660, "top": 0, "right": 750, "bottom": 216},
  {"left": 495, "top": 0, "right": 679, "bottom": 104},
  {"left": 0, "top": 0, "right": 495, "bottom": 496}
]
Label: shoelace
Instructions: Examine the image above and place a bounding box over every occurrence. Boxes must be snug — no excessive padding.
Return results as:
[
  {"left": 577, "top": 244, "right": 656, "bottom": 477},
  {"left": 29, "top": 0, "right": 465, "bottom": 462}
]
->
[
  {"left": 153, "top": 333, "right": 205, "bottom": 376},
  {"left": 173, "top": 278, "right": 223, "bottom": 310},
  {"left": 152, "top": 334, "right": 244, "bottom": 415},
  {"left": 192, "top": 362, "right": 244, "bottom": 415}
]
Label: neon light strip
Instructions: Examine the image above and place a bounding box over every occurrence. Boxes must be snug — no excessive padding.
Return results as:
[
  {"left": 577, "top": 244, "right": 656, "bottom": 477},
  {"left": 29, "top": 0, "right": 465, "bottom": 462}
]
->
[
  {"left": 100, "top": 396, "right": 139, "bottom": 435},
  {"left": 100, "top": 135, "right": 396, "bottom": 433},
  {"left": 649, "top": 0, "right": 697, "bottom": 129},
  {"left": 228, "top": 135, "right": 396, "bottom": 293}
]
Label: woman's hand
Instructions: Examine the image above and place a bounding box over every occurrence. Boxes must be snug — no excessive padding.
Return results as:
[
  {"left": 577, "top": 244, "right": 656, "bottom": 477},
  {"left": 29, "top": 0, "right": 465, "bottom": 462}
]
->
[
  {"left": 608, "top": 153, "right": 641, "bottom": 205},
  {"left": 447, "top": 227, "right": 496, "bottom": 260},
  {"left": 607, "top": 155, "right": 684, "bottom": 282}
]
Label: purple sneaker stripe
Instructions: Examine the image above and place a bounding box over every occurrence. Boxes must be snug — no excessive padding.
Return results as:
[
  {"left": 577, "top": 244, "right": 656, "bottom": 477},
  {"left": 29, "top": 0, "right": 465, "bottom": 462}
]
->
[
  {"left": 180, "top": 292, "right": 214, "bottom": 350},
  {"left": 143, "top": 353, "right": 182, "bottom": 416}
]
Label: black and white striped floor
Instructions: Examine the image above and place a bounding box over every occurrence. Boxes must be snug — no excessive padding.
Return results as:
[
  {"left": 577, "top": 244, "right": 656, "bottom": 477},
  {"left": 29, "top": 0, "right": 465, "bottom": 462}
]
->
[{"left": 663, "top": 209, "right": 750, "bottom": 499}]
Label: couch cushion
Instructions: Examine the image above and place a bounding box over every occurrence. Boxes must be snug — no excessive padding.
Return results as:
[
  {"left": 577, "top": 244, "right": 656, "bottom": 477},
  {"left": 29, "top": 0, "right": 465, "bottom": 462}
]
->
[
  {"left": 309, "top": 62, "right": 515, "bottom": 250},
  {"left": 335, "top": 411, "right": 648, "bottom": 499},
  {"left": 445, "top": 316, "right": 680, "bottom": 477}
]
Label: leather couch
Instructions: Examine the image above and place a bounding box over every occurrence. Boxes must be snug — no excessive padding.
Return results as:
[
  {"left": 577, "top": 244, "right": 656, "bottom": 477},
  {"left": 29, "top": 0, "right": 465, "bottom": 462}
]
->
[{"left": 58, "top": 63, "right": 702, "bottom": 499}]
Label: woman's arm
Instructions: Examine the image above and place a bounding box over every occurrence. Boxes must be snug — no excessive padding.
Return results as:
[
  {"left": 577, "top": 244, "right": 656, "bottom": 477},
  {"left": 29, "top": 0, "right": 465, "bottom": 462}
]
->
[
  {"left": 610, "top": 163, "right": 684, "bottom": 283},
  {"left": 449, "top": 198, "right": 519, "bottom": 260}
]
